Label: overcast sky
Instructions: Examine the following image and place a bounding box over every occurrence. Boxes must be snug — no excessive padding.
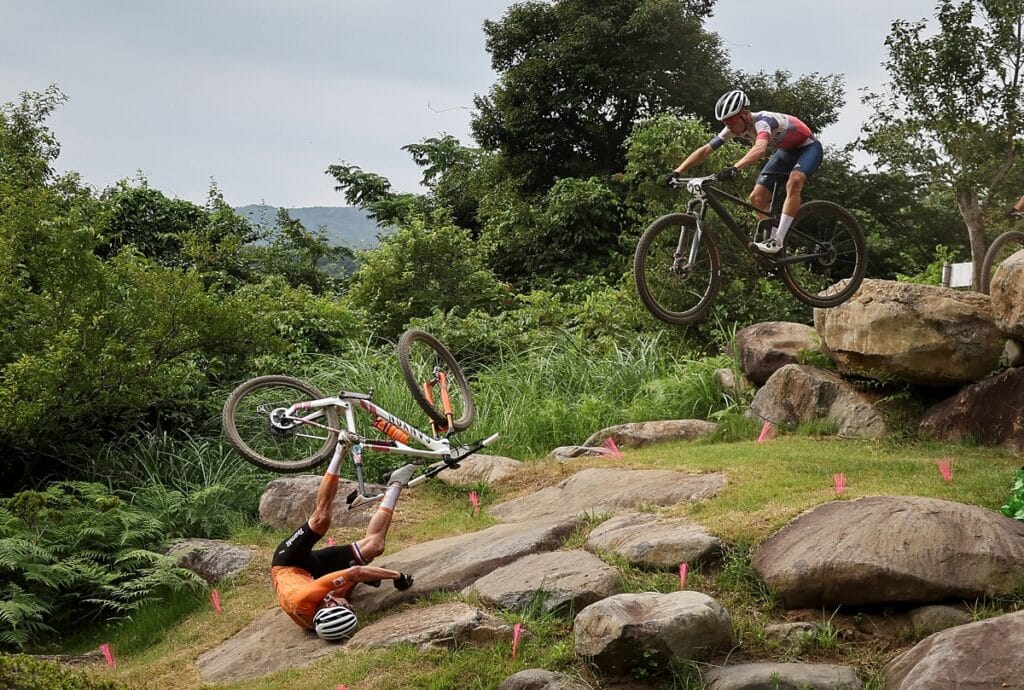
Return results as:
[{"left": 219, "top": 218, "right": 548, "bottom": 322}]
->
[{"left": 2, "top": 0, "right": 938, "bottom": 208}]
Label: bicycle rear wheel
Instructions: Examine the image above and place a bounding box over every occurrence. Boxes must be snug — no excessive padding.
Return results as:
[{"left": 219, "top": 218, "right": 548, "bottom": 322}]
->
[
  {"left": 980, "top": 230, "right": 1024, "bottom": 294},
  {"left": 397, "top": 330, "right": 475, "bottom": 432},
  {"left": 633, "top": 213, "right": 721, "bottom": 325},
  {"left": 222, "top": 375, "right": 339, "bottom": 472},
  {"left": 780, "top": 200, "right": 867, "bottom": 308}
]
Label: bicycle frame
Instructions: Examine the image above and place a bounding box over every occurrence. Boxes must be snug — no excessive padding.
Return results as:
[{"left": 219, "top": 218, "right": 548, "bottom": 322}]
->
[{"left": 285, "top": 391, "right": 499, "bottom": 510}]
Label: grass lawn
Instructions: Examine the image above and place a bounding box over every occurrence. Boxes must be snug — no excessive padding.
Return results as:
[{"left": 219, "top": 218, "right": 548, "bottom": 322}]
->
[{"left": 97, "top": 436, "right": 1023, "bottom": 690}]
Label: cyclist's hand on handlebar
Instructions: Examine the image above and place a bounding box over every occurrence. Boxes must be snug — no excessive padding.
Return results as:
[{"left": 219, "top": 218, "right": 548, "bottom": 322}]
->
[
  {"left": 1006, "top": 205, "right": 1022, "bottom": 221},
  {"left": 394, "top": 573, "right": 414, "bottom": 590},
  {"left": 664, "top": 171, "right": 682, "bottom": 188},
  {"left": 715, "top": 166, "right": 738, "bottom": 182}
]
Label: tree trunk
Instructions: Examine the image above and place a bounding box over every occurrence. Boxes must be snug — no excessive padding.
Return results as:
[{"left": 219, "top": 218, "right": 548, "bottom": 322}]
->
[{"left": 954, "top": 186, "right": 988, "bottom": 290}]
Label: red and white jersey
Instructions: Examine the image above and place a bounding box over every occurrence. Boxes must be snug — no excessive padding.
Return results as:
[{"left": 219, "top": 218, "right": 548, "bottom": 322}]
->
[{"left": 710, "top": 111, "right": 815, "bottom": 152}]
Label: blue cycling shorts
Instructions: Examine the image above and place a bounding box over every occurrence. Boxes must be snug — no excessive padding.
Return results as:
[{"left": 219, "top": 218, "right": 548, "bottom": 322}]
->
[{"left": 755, "top": 140, "right": 823, "bottom": 192}]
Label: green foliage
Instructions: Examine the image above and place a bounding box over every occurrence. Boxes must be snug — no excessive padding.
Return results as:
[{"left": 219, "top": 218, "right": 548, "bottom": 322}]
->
[
  {"left": 243, "top": 208, "right": 353, "bottom": 293},
  {"left": 0, "top": 654, "right": 133, "bottom": 690},
  {"left": 736, "top": 69, "right": 846, "bottom": 132},
  {"left": 0, "top": 482, "right": 204, "bottom": 651},
  {"left": 345, "top": 215, "right": 505, "bottom": 341},
  {"left": 472, "top": 0, "right": 728, "bottom": 190},
  {"left": 895, "top": 244, "right": 960, "bottom": 285},
  {"left": 325, "top": 161, "right": 427, "bottom": 226},
  {"left": 1001, "top": 467, "right": 1024, "bottom": 520}
]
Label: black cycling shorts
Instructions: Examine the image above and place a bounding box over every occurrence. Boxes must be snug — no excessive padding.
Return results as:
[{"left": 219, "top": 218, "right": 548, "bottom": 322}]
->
[{"left": 271, "top": 522, "right": 365, "bottom": 578}]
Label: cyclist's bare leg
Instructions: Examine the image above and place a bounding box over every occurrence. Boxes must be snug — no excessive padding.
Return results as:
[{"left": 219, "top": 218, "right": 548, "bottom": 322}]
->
[
  {"left": 749, "top": 183, "right": 773, "bottom": 221},
  {"left": 354, "top": 464, "right": 416, "bottom": 561},
  {"left": 308, "top": 451, "right": 348, "bottom": 535},
  {"left": 774, "top": 171, "right": 807, "bottom": 242}
]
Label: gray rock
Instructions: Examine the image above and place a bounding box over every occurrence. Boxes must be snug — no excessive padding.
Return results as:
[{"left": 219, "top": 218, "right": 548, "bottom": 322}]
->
[
  {"left": 582, "top": 420, "right": 717, "bottom": 449},
  {"left": 573, "top": 591, "right": 734, "bottom": 676},
  {"left": 166, "top": 538, "right": 256, "bottom": 583},
  {"left": 463, "top": 550, "right": 622, "bottom": 614},
  {"left": 258, "top": 475, "right": 383, "bottom": 530},
  {"left": 732, "top": 321, "right": 818, "bottom": 385},
  {"left": 813, "top": 279, "right": 1005, "bottom": 385},
  {"left": 703, "top": 662, "right": 863, "bottom": 689},
  {"left": 549, "top": 445, "right": 611, "bottom": 461},
  {"left": 919, "top": 367, "right": 1024, "bottom": 452},
  {"left": 716, "top": 368, "right": 752, "bottom": 399},
  {"left": 489, "top": 468, "right": 725, "bottom": 523},
  {"left": 1006, "top": 339, "right": 1024, "bottom": 367},
  {"left": 498, "top": 669, "right": 590, "bottom": 690},
  {"left": 437, "top": 453, "right": 523, "bottom": 486},
  {"left": 346, "top": 601, "right": 512, "bottom": 651},
  {"left": 884, "top": 609, "right": 1024, "bottom": 688},
  {"left": 752, "top": 496, "right": 1024, "bottom": 608},
  {"left": 991, "top": 250, "right": 1024, "bottom": 339},
  {"left": 764, "top": 622, "right": 816, "bottom": 649},
  {"left": 748, "top": 364, "right": 887, "bottom": 438},
  {"left": 585, "top": 512, "right": 722, "bottom": 570},
  {"left": 907, "top": 605, "right": 972, "bottom": 635},
  {"left": 350, "top": 517, "right": 580, "bottom": 614}
]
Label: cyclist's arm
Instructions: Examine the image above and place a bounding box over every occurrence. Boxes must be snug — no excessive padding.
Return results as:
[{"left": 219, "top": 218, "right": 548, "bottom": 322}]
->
[
  {"left": 731, "top": 140, "right": 768, "bottom": 171},
  {"left": 310, "top": 564, "right": 404, "bottom": 600},
  {"left": 674, "top": 143, "right": 714, "bottom": 174}
]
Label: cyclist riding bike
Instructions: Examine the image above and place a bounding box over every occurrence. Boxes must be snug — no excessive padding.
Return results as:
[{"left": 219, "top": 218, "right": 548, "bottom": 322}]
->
[
  {"left": 666, "top": 89, "right": 824, "bottom": 255},
  {"left": 1007, "top": 192, "right": 1024, "bottom": 220},
  {"left": 271, "top": 457, "right": 415, "bottom": 641}
]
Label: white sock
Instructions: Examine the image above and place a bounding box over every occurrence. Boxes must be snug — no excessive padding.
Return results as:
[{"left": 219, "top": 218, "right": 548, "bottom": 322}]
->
[
  {"left": 381, "top": 483, "right": 403, "bottom": 510},
  {"left": 774, "top": 213, "right": 795, "bottom": 243}
]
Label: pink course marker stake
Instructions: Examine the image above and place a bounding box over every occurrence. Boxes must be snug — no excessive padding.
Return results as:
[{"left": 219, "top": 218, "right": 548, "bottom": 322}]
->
[
  {"left": 679, "top": 563, "right": 688, "bottom": 590},
  {"left": 937, "top": 458, "right": 954, "bottom": 482},
  {"left": 512, "top": 622, "right": 523, "bottom": 658},
  {"left": 336, "top": 685, "right": 348, "bottom": 690},
  {"left": 99, "top": 643, "right": 115, "bottom": 668},
  {"left": 833, "top": 473, "right": 846, "bottom": 496},
  {"left": 757, "top": 421, "right": 776, "bottom": 443},
  {"left": 602, "top": 436, "right": 622, "bottom": 458},
  {"left": 469, "top": 490, "right": 480, "bottom": 516},
  {"left": 211, "top": 589, "right": 222, "bottom": 613}
]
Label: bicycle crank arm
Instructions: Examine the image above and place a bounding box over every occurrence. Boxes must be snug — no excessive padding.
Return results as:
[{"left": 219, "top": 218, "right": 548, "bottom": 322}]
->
[
  {"left": 449, "top": 432, "right": 501, "bottom": 464},
  {"left": 345, "top": 489, "right": 385, "bottom": 511},
  {"left": 772, "top": 252, "right": 830, "bottom": 267}
]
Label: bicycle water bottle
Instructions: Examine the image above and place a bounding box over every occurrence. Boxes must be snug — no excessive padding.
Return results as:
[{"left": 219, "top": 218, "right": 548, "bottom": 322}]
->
[{"left": 372, "top": 417, "right": 410, "bottom": 444}]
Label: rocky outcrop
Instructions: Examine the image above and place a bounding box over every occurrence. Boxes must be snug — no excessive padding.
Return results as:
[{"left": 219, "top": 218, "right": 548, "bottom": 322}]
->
[
  {"left": 991, "top": 250, "right": 1024, "bottom": 339},
  {"left": 884, "top": 610, "right": 1024, "bottom": 688},
  {"left": 166, "top": 538, "right": 256, "bottom": 583},
  {"left": 581, "top": 420, "right": 717, "bottom": 449},
  {"left": 488, "top": 468, "right": 725, "bottom": 523},
  {"left": 703, "top": 662, "right": 863, "bottom": 689},
  {"left": 498, "top": 669, "right": 590, "bottom": 690},
  {"left": 258, "top": 475, "right": 383, "bottom": 530},
  {"left": 463, "top": 550, "right": 622, "bottom": 614},
  {"left": 732, "top": 321, "right": 818, "bottom": 385},
  {"left": 346, "top": 602, "right": 512, "bottom": 651},
  {"left": 813, "top": 279, "right": 1005, "bottom": 385},
  {"left": 585, "top": 512, "right": 722, "bottom": 570},
  {"left": 437, "top": 454, "right": 523, "bottom": 486},
  {"left": 919, "top": 367, "right": 1024, "bottom": 451},
  {"left": 752, "top": 496, "right": 1024, "bottom": 608},
  {"left": 748, "top": 364, "right": 887, "bottom": 438},
  {"left": 573, "top": 591, "right": 734, "bottom": 676}
]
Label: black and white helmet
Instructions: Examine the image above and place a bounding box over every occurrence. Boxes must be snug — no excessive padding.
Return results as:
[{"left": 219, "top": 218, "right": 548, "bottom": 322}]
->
[
  {"left": 714, "top": 89, "right": 749, "bottom": 121},
  {"left": 314, "top": 605, "right": 358, "bottom": 641}
]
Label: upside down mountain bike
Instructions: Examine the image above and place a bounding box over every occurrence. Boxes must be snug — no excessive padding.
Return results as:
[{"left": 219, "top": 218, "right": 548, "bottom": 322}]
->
[
  {"left": 634, "top": 174, "right": 868, "bottom": 325},
  {"left": 222, "top": 329, "right": 498, "bottom": 509}
]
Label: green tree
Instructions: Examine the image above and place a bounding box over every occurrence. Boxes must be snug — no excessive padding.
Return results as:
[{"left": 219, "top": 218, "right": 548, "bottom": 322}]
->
[
  {"left": 471, "top": 0, "right": 728, "bottom": 191},
  {"left": 736, "top": 70, "right": 846, "bottom": 133},
  {"left": 861, "top": 0, "right": 1024, "bottom": 287}
]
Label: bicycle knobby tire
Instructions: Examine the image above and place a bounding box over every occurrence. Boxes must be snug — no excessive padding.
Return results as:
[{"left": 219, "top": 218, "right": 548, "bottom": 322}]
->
[
  {"left": 780, "top": 200, "right": 867, "bottom": 308},
  {"left": 633, "top": 213, "right": 722, "bottom": 325},
  {"left": 980, "top": 230, "right": 1024, "bottom": 295},
  {"left": 397, "top": 329, "right": 475, "bottom": 431},
  {"left": 222, "top": 375, "right": 339, "bottom": 472}
]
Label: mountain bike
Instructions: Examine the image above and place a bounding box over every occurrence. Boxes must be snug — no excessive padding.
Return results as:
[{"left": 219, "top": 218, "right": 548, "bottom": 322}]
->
[
  {"left": 634, "top": 174, "right": 868, "bottom": 325},
  {"left": 980, "top": 225, "right": 1024, "bottom": 295},
  {"left": 222, "top": 329, "right": 499, "bottom": 509}
]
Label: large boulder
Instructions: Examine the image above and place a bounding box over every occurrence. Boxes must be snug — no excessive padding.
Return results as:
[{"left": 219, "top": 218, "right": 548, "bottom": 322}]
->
[
  {"left": 752, "top": 496, "right": 1024, "bottom": 608},
  {"left": 884, "top": 609, "right": 1024, "bottom": 688},
  {"left": 732, "top": 321, "right": 818, "bottom": 385},
  {"left": 703, "top": 662, "right": 863, "bottom": 689},
  {"left": 489, "top": 468, "right": 725, "bottom": 523},
  {"left": 585, "top": 512, "right": 722, "bottom": 570},
  {"left": 259, "top": 475, "right": 383, "bottom": 530},
  {"left": 813, "top": 279, "right": 1004, "bottom": 385},
  {"left": 166, "top": 538, "right": 256, "bottom": 583},
  {"left": 581, "top": 420, "right": 717, "bottom": 449},
  {"left": 919, "top": 367, "right": 1024, "bottom": 451},
  {"left": 747, "top": 364, "right": 887, "bottom": 438},
  {"left": 463, "top": 550, "right": 622, "bottom": 614},
  {"left": 346, "top": 602, "right": 512, "bottom": 651},
  {"left": 991, "top": 249, "right": 1024, "bottom": 339},
  {"left": 437, "top": 454, "right": 523, "bottom": 486},
  {"left": 498, "top": 669, "right": 590, "bottom": 690},
  {"left": 573, "top": 591, "right": 734, "bottom": 676}
]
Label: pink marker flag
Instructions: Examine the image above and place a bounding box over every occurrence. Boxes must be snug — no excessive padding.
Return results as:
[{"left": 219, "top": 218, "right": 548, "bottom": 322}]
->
[
  {"left": 601, "top": 436, "right": 622, "bottom": 458},
  {"left": 211, "top": 589, "right": 222, "bottom": 613},
  {"left": 833, "top": 472, "right": 846, "bottom": 495},
  {"left": 512, "top": 622, "right": 523, "bottom": 658},
  {"left": 336, "top": 685, "right": 348, "bottom": 690},
  {"left": 679, "top": 562, "right": 689, "bottom": 589},
  {"left": 99, "top": 643, "right": 115, "bottom": 668},
  {"left": 469, "top": 490, "right": 480, "bottom": 516},
  {"left": 757, "top": 421, "right": 776, "bottom": 443},
  {"left": 326, "top": 536, "right": 337, "bottom": 547},
  {"left": 937, "top": 458, "right": 954, "bottom": 482}
]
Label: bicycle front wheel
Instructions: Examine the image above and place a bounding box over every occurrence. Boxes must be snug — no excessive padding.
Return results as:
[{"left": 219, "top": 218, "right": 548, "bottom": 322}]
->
[
  {"left": 633, "top": 213, "right": 721, "bottom": 325},
  {"left": 980, "top": 230, "right": 1024, "bottom": 294},
  {"left": 222, "top": 375, "right": 339, "bottom": 472},
  {"left": 780, "top": 201, "right": 867, "bottom": 308},
  {"left": 397, "top": 330, "right": 475, "bottom": 432}
]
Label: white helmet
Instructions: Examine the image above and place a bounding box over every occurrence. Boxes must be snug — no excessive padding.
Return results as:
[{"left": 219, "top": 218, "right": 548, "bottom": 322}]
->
[
  {"left": 715, "top": 89, "right": 749, "bottom": 121},
  {"left": 313, "top": 605, "right": 358, "bottom": 641}
]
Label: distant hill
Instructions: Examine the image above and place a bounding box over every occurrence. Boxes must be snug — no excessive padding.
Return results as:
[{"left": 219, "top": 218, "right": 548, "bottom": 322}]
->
[{"left": 234, "top": 205, "right": 385, "bottom": 249}]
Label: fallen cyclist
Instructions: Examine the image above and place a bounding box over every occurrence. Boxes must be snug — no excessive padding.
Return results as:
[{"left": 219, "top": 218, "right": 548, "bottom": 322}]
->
[{"left": 271, "top": 456, "right": 416, "bottom": 641}]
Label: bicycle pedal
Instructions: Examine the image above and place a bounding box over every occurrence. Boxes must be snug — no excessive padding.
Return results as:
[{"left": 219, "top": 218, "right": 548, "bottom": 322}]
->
[{"left": 345, "top": 489, "right": 358, "bottom": 506}]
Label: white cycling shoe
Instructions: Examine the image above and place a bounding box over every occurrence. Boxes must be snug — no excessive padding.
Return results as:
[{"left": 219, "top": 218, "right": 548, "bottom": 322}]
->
[
  {"left": 754, "top": 239, "right": 783, "bottom": 255},
  {"left": 386, "top": 464, "right": 417, "bottom": 487}
]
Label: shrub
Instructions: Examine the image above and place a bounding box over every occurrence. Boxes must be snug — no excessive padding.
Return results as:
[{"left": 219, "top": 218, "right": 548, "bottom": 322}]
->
[{"left": 0, "top": 654, "right": 133, "bottom": 690}]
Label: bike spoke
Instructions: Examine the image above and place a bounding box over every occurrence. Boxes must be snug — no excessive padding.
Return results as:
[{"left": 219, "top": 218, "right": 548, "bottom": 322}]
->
[
  {"left": 231, "top": 384, "right": 333, "bottom": 463},
  {"left": 781, "top": 202, "right": 866, "bottom": 307},
  {"left": 634, "top": 215, "right": 720, "bottom": 324}
]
